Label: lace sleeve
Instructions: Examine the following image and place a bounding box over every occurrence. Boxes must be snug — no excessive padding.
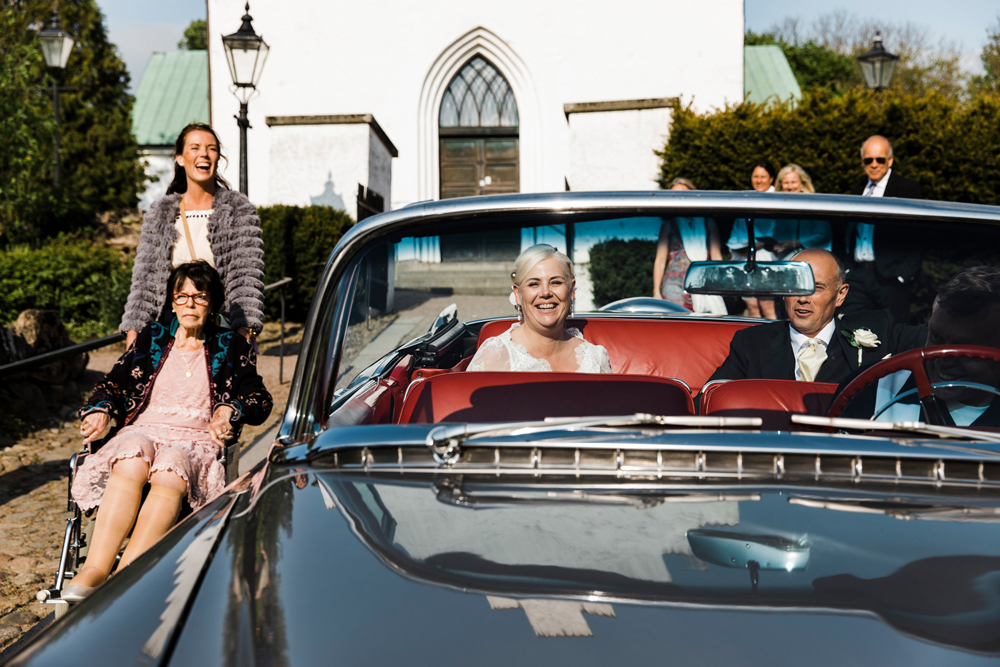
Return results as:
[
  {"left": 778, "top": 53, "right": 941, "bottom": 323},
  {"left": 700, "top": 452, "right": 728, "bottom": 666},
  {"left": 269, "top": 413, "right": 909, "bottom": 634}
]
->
[
  {"left": 467, "top": 337, "right": 512, "bottom": 371},
  {"left": 598, "top": 346, "right": 612, "bottom": 374}
]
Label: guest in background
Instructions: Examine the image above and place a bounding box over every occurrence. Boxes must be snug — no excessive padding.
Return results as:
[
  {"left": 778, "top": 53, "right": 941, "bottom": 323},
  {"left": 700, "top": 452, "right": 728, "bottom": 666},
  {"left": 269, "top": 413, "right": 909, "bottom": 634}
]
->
[
  {"left": 653, "top": 178, "right": 727, "bottom": 314},
  {"left": 728, "top": 161, "right": 777, "bottom": 318},
  {"left": 771, "top": 163, "right": 832, "bottom": 259},
  {"left": 841, "top": 135, "right": 924, "bottom": 323}
]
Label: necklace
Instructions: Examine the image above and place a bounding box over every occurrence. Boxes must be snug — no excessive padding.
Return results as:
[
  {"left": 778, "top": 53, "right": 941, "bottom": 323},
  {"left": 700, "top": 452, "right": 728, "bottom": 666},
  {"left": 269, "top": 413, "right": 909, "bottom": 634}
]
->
[{"left": 178, "top": 348, "right": 201, "bottom": 378}]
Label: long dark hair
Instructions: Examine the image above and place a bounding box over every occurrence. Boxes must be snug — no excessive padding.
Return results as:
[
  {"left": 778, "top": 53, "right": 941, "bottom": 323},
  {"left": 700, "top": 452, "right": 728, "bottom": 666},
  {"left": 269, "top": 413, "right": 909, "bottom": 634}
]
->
[{"left": 166, "top": 123, "right": 231, "bottom": 195}]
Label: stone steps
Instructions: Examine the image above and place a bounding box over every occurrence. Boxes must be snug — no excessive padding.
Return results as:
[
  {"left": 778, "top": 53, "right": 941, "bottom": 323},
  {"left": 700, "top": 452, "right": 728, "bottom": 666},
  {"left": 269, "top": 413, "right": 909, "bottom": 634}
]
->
[{"left": 395, "top": 260, "right": 512, "bottom": 295}]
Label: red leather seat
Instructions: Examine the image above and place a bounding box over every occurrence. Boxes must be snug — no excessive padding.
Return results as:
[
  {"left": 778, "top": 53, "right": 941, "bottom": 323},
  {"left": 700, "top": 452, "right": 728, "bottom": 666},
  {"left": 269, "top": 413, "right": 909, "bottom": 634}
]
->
[
  {"left": 700, "top": 379, "right": 839, "bottom": 430},
  {"left": 397, "top": 371, "right": 694, "bottom": 424},
  {"left": 476, "top": 318, "right": 754, "bottom": 393}
]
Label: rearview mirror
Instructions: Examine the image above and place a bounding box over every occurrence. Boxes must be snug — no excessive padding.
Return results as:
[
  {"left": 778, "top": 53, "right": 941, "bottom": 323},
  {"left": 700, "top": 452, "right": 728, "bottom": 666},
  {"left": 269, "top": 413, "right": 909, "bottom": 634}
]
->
[{"left": 684, "top": 261, "right": 815, "bottom": 297}]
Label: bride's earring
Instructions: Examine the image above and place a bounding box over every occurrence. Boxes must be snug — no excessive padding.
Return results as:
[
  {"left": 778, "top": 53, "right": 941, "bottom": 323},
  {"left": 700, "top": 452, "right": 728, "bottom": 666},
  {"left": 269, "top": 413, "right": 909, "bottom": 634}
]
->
[{"left": 515, "top": 304, "right": 523, "bottom": 323}]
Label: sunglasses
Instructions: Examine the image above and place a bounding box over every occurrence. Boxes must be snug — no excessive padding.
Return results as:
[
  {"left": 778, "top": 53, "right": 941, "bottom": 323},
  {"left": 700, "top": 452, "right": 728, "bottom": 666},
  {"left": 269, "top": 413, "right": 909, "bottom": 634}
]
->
[{"left": 862, "top": 157, "right": 888, "bottom": 165}]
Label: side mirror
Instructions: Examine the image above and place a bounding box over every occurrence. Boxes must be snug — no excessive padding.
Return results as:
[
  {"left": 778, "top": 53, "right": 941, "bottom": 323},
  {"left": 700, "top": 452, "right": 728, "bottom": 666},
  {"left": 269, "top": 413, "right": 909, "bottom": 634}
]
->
[{"left": 684, "top": 261, "right": 816, "bottom": 297}]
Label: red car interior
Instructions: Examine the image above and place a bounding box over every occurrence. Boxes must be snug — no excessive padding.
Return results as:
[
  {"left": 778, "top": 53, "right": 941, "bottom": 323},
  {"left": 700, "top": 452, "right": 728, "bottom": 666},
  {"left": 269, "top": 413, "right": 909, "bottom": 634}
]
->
[
  {"left": 476, "top": 317, "right": 754, "bottom": 393},
  {"left": 397, "top": 372, "right": 694, "bottom": 424},
  {"left": 701, "top": 379, "right": 839, "bottom": 430}
]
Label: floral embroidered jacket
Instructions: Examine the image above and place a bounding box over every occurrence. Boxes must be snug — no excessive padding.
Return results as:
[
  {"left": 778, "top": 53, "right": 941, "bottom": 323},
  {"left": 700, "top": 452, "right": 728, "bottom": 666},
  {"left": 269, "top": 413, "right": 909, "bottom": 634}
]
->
[{"left": 79, "top": 318, "right": 272, "bottom": 449}]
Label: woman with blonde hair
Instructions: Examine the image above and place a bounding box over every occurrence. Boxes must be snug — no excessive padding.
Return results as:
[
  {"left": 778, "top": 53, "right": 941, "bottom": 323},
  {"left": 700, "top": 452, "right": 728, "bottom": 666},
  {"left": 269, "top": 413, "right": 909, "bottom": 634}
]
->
[
  {"left": 653, "top": 178, "right": 727, "bottom": 314},
  {"left": 468, "top": 244, "right": 611, "bottom": 373},
  {"left": 772, "top": 163, "right": 831, "bottom": 258}
]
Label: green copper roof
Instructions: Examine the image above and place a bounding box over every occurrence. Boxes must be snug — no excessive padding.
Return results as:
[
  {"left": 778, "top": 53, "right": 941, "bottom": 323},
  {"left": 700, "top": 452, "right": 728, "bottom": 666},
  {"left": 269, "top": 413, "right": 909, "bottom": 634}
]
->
[
  {"left": 744, "top": 45, "right": 802, "bottom": 107},
  {"left": 132, "top": 51, "right": 209, "bottom": 146}
]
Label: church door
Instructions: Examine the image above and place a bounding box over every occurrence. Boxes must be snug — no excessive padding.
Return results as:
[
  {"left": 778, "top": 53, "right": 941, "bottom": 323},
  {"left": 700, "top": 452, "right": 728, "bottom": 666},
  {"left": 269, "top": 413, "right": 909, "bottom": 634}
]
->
[{"left": 438, "top": 56, "right": 520, "bottom": 261}]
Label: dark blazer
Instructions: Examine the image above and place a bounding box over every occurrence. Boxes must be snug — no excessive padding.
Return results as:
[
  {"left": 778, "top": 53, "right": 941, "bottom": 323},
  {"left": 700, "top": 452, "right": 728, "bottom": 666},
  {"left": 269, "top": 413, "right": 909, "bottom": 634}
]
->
[
  {"left": 80, "top": 318, "right": 272, "bottom": 450},
  {"left": 847, "top": 171, "right": 924, "bottom": 281},
  {"left": 708, "top": 310, "right": 927, "bottom": 385}
]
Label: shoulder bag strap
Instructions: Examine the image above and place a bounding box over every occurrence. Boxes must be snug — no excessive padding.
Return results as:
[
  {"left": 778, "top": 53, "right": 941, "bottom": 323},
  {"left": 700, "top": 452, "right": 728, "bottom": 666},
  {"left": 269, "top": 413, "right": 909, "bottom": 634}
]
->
[{"left": 178, "top": 196, "right": 198, "bottom": 261}]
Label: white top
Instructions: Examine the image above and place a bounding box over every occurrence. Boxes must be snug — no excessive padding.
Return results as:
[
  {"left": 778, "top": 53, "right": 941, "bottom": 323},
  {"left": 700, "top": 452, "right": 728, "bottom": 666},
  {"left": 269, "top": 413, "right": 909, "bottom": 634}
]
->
[
  {"left": 789, "top": 319, "right": 836, "bottom": 381},
  {"left": 855, "top": 169, "right": 891, "bottom": 262},
  {"left": 173, "top": 209, "right": 215, "bottom": 267},
  {"left": 468, "top": 324, "right": 612, "bottom": 373}
]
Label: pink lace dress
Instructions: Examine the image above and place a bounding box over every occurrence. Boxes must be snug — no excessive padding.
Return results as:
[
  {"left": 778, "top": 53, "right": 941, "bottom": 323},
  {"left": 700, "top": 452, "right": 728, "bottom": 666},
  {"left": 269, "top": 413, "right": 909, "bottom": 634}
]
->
[{"left": 72, "top": 346, "right": 225, "bottom": 512}]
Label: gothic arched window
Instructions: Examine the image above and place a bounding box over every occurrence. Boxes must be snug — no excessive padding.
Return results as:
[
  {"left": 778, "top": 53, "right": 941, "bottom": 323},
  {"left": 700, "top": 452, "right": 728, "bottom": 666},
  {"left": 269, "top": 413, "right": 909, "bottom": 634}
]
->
[{"left": 439, "top": 56, "right": 519, "bottom": 128}]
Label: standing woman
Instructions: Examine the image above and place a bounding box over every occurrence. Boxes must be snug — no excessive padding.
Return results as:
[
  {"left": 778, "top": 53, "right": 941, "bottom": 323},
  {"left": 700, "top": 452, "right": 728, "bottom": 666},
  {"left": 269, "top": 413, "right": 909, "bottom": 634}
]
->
[
  {"left": 121, "top": 123, "right": 265, "bottom": 348},
  {"left": 653, "top": 178, "right": 726, "bottom": 314},
  {"left": 728, "top": 161, "right": 778, "bottom": 318},
  {"left": 772, "top": 163, "right": 832, "bottom": 258}
]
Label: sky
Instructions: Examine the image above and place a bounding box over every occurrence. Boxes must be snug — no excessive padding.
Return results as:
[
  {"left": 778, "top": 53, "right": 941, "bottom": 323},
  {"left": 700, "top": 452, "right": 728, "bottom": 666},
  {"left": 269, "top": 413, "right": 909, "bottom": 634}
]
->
[{"left": 99, "top": 0, "right": 998, "bottom": 91}]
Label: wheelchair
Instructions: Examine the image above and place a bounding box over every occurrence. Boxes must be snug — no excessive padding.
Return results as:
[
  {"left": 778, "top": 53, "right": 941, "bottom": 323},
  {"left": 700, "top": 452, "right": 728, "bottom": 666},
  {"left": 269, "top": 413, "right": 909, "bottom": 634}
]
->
[{"left": 36, "top": 439, "right": 241, "bottom": 618}]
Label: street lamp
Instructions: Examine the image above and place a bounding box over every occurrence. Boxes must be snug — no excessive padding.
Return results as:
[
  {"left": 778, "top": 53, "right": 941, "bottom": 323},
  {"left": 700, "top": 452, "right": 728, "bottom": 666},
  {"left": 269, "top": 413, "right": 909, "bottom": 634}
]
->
[
  {"left": 222, "top": 3, "right": 269, "bottom": 197},
  {"left": 857, "top": 31, "right": 899, "bottom": 92},
  {"left": 37, "top": 6, "right": 75, "bottom": 188}
]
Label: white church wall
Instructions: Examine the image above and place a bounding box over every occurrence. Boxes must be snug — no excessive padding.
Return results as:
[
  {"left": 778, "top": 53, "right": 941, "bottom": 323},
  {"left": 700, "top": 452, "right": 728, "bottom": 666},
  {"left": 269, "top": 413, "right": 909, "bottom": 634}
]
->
[
  {"left": 567, "top": 105, "right": 675, "bottom": 192},
  {"left": 207, "top": 0, "right": 744, "bottom": 210},
  {"left": 138, "top": 148, "right": 175, "bottom": 211}
]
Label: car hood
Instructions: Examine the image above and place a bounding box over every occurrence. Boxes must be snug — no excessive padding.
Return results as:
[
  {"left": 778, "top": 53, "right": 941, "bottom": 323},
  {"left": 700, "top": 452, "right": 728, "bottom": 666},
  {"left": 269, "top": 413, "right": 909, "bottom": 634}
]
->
[{"left": 12, "top": 466, "right": 1000, "bottom": 666}]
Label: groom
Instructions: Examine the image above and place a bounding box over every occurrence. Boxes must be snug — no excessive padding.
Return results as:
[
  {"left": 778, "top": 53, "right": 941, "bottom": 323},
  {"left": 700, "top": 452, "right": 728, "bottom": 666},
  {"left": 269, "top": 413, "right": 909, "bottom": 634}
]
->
[{"left": 708, "top": 249, "right": 925, "bottom": 385}]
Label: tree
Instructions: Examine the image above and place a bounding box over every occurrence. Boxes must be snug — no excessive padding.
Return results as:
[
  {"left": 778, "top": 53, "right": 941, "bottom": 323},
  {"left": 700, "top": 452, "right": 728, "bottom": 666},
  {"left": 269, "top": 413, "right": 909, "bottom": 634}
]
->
[
  {"left": 178, "top": 19, "right": 206, "bottom": 50},
  {"left": 0, "top": 11, "right": 60, "bottom": 243},
  {"left": 0, "top": 0, "right": 145, "bottom": 243},
  {"left": 745, "top": 30, "right": 860, "bottom": 94},
  {"left": 970, "top": 16, "right": 1000, "bottom": 94},
  {"left": 759, "top": 11, "right": 967, "bottom": 101}
]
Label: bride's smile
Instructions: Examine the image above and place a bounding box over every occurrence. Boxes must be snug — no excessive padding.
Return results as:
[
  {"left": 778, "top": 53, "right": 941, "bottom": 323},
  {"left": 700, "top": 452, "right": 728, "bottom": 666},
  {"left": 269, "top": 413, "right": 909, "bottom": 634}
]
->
[{"left": 515, "top": 258, "right": 574, "bottom": 331}]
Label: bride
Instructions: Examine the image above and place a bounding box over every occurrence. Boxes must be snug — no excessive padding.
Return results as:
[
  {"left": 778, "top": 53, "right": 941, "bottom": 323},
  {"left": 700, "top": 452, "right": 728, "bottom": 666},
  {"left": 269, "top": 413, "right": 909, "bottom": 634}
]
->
[{"left": 468, "top": 244, "right": 611, "bottom": 373}]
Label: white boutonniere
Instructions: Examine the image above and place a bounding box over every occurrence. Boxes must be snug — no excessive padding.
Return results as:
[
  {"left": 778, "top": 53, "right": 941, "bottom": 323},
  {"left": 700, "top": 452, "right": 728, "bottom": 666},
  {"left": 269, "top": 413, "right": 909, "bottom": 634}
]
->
[{"left": 842, "top": 328, "right": 881, "bottom": 365}]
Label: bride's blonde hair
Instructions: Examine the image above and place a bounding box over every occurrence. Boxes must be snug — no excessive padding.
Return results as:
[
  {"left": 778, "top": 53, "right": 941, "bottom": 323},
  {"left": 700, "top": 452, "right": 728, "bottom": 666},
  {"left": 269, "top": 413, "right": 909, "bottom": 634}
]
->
[{"left": 511, "top": 244, "right": 574, "bottom": 286}]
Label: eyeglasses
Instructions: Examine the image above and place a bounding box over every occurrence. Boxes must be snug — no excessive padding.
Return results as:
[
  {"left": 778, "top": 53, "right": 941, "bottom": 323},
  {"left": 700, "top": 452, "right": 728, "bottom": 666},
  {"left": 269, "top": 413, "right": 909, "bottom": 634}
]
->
[
  {"left": 172, "top": 292, "right": 211, "bottom": 306},
  {"left": 862, "top": 157, "right": 888, "bottom": 165}
]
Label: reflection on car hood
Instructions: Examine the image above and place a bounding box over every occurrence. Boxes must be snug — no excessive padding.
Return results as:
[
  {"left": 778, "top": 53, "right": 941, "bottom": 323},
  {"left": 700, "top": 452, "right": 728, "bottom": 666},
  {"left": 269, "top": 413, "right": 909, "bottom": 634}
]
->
[{"left": 15, "top": 468, "right": 1000, "bottom": 666}]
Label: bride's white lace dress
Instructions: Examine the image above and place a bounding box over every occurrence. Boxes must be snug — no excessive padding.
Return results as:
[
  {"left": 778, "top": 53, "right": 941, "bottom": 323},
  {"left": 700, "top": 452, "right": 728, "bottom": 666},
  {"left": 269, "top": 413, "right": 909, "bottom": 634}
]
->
[{"left": 467, "top": 324, "right": 612, "bottom": 373}]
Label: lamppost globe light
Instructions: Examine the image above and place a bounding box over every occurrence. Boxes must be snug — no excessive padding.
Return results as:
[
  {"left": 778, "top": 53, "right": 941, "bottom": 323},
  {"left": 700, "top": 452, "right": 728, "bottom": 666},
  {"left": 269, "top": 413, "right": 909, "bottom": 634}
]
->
[
  {"left": 38, "top": 8, "right": 74, "bottom": 69},
  {"left": 222, "top": 3, "right": 269, "bottom": 197},
  {"left": 857, "top": 30, "right": 899, "bottom": 92}
]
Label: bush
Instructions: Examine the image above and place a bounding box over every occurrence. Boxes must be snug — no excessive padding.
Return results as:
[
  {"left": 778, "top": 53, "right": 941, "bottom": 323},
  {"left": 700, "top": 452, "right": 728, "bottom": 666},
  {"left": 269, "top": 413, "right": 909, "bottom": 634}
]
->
[
  {"left": 658, "top": 88, "right": 1000, "bottom": 205},
  {"left": 588, "top": 238, "right": 656, "bottom": 308},
  {"left": 0, "top": 237, "right": 132, "bottom": 340},
  {"left": 258, "top": 205, "right": 354, "bottom": 321}
]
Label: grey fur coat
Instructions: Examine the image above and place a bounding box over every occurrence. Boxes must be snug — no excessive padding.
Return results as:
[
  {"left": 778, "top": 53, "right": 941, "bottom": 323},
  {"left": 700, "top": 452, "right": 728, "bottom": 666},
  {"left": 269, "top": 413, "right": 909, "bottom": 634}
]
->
[{"left": 121, "top": 189, "right": 265, "bottom": 333}]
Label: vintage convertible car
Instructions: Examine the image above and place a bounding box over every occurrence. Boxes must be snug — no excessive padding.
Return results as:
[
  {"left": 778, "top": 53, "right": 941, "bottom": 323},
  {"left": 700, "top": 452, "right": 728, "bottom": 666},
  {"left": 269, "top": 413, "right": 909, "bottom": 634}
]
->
[{"left": 9, "top": 192, "right": 1000, "bottom": 665}]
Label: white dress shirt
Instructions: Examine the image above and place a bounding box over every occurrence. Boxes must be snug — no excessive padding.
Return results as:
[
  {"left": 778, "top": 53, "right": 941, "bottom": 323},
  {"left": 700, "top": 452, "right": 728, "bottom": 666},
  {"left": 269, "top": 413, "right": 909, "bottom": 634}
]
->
[
  {"left": 854, "top": 169, "right": 892, "bottom": 262},
  {"left": 789, "top": 319, "right": 837, "bottom": 381}
]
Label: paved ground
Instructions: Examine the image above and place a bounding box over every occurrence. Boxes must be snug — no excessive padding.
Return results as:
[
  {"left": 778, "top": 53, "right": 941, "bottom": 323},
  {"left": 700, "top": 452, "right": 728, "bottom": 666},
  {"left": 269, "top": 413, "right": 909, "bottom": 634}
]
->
[{"left": 0, "top": 290, "right": 512, "bottom": 652}]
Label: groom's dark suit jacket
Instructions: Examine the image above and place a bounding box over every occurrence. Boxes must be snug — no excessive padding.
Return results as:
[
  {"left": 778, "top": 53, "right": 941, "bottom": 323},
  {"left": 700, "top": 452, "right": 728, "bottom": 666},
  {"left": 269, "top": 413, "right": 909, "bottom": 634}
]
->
[
  {"left": 708, "top": 310, "right": 926, "bottom": 385},
  {"left": 847, "top": 171, "right": 924, "bottom": 282}
]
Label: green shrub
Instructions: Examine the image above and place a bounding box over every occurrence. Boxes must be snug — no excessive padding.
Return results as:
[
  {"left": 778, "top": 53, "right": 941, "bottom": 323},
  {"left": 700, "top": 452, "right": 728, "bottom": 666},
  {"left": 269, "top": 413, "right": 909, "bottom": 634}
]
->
[
  {"left": 258, "top": 205, "right": 354, "bottom": 321},
  {"left": 658, "top": 88, "right": 1000, "bottom": 205},
  {"left": 0, "top": 237, "right": 132, "bottom": 340},
  {"left": 588, "top": 239, "right": 656, "bottom": 308}
]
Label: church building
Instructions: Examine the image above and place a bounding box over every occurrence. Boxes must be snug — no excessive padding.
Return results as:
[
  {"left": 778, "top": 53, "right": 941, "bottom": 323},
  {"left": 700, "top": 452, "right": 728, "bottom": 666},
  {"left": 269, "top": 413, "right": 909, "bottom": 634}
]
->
[{"left": 205, "top": 0, "right": 746, "bottom": 219}]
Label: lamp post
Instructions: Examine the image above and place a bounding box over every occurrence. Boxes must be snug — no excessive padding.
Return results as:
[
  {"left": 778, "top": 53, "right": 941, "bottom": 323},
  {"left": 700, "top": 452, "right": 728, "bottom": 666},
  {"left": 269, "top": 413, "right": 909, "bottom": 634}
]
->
[
  {"left": 37, "top": 6, "right": 75, "bottom": 189},
  {"left": 222, "top": 3, "right": 269, "bottom": 197},
  {"left": 857, "top": 31, "right": 899, "bottom": 92}
]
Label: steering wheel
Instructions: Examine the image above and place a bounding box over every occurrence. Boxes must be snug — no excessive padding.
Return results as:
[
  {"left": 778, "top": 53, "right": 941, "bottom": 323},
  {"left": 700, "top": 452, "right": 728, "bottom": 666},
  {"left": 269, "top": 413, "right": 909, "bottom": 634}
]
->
[{"left": 827, "top": 345, "right": 1000, "bottom": 424}]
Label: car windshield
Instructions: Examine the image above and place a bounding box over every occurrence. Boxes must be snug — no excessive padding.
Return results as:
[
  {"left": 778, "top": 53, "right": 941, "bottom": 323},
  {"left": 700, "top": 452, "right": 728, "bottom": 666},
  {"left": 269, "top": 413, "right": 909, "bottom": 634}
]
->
[{"left": 322, "top": 198, "right": 1000, "bottom": 436}]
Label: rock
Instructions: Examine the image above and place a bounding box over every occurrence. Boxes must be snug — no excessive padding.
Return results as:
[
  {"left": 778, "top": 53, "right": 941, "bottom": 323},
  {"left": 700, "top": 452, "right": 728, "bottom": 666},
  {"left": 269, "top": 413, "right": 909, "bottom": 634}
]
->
[
  {"left": 0, "top": 623, "right": 22, "bottom": 644},
  {"left": 10, "top": 310, "right": 88, "bottom": 384},
  {"left": 6, "top": 557, "right": 37, "bottom": 573},
  {"left": 12, "top": 572, "right": 43, "bottom": 585},
  {"left": 1, "top": 610, "right": 37, "bottom": 626}
]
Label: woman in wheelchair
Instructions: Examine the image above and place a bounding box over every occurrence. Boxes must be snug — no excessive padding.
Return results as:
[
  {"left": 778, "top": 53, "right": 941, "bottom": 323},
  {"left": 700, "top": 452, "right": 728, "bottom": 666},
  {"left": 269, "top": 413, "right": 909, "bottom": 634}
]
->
[{"left": 62, "top": 261, "right": 271, "bottom": 602}]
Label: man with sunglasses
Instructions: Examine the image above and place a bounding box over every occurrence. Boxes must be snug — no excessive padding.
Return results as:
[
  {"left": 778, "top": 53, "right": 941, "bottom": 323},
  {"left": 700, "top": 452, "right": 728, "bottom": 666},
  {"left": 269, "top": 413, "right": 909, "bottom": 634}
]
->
[{"left": 840, "top": 135, "right": 924, "bottom": 323}]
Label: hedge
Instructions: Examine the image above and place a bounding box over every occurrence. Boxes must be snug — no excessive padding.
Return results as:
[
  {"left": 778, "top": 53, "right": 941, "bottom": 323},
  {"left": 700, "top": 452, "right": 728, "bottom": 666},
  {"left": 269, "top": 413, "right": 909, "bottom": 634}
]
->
[
  {"left": 658, "top": 88, "right": 1000, "bottom": 205},
  {"left": 588, "top": 239, "right": 657, "bottom": 308},
  {"left": 0, "top": 237, "right": 132, "bottom": 340},
  {"left": 258, "top": 205, "right": 354, "bottom": 321}
]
